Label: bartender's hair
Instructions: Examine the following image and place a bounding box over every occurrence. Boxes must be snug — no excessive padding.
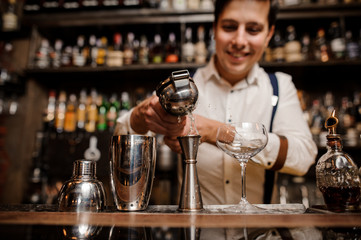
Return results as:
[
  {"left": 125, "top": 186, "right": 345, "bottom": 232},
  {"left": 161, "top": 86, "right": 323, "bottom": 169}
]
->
[{"left": 214, "top": 0, "right": 279, "bottom": 30}]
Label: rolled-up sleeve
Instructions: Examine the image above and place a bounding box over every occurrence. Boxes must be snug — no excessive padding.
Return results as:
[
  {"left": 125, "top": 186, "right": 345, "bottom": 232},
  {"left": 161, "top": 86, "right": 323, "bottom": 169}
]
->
[{"left": 260, "top": 72, "right": 318, "bottom": 176}]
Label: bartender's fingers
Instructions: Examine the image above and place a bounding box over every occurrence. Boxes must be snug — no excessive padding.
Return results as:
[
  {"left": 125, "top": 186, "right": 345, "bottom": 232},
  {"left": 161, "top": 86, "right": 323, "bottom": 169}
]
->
[
  {"left": 149, "top": 97, "right": 185, "bottom": 124},
  {"left": 164, "top": 136, "right": 182, "bottom": 154},
  {"left": 145, "top": 97, "right": 186, "bottom": 135}
]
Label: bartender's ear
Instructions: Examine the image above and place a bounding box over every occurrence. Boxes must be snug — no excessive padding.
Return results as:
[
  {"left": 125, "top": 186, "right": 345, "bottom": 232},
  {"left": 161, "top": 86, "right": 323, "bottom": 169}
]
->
[{"left": 265, "top": 25, "right": 275, "bottom": 46}]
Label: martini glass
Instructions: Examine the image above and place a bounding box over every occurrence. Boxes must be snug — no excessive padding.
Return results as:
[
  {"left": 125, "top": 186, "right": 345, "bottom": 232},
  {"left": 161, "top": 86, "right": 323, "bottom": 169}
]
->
[{"left": 216, "top": 122, "right": 268, "bottom": 213}]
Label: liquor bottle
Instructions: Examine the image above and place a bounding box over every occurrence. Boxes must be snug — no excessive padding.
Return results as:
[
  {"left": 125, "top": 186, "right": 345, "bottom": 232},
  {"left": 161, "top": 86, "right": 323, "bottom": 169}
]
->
[
  {"left": 73, "top": 35, "right": 86, "bottom": 67},
  {"left": 200, "top": 0, "right": 213, "bottom": 10},
  {"left": 64, "top": 93, "right": 77, "bottom": 133},
  {"left": 194, "top": 25, "right": 208, "bottom": 64},
  {"left": 96, "top": 37, "right": 108, "bottom": 66},
  {"left": 283, "top": 0, "right": 301, "bottom": 6},
  {"left": 82, "top": 0, "right": 100, "bottom": 8},
  {"left": 338, "top": 97, "right": 355, "bottom": 136},
  {"left": 2, "top": 0, "right": 18, "bottom": 32},
  {"left": 150, "top": 34, "right": 163, "bottom": 63},
  {"left": 314, "top": 28, "right": 330, "bottom": 62},
  {"left": 284, "top": 25, "right": 302, "bottom": 62},
  {"left": 353, "top": 91, "right": 361, "bottom": 135},
  {"left": 23, "top": 131, "right": 48, "bottom": 204},
  {"left": 106, "top": 93, "right": 120, "bottom": 132},
  {"left": 62, "top": 0, "right": 81, "bottom": 10},
  {"left": 118, "top": 91, "right": 131, "bottom": 119},
  {"left": 172, "top": 0, "right": 186, "bottom": 10},
  {"left": 165, "top": 32, "right": 179, "bottom": 63},
  {"left": 102, "top": 0, "right": 121, "bottom": 8},
  {"left": 51, "top": 39, "right": 63, "bottom": 68},
  {"left": 42, "top": 0, "right": 60, "bottom": 11},
  {"left": 76, "top": 89, "right": 87, "bottom": 131},
  {"left": 107, "top": 33, "right": 124, "bottom": 67},
  {"left": 159, "top": 0, "right": 170, "bottom": 9},
  {"left": 55, "top": 91, "right": 67, "bottom": 133},
  {"left": 97, "top": 95, "right": 108, "bottom": 132},
  {"left": 322, "top": 91, "right": 335, "bottom": 119},
  {"left": 316, "top": 110, "right": 361, "bottom": 212},
  {"left": 146, "top": 0, "right": 160, "bottom": 8},
  {"left": 138, "top": 35, "right": 149, "bottom": 65},
  {"left": 85, "top": 89, "right": 98, "bottom": 133},
  {"left": 61, "top": 46, "right": 73, "bottom": 67},
  {"left": 35, "top": 38, "right": 52, "bottom": 69},
  {"left": 271, "top": 30, "right": 285, "bottom": 62},
  {"left": 329, "top": 22, "right": 346, "bottom": 60},
  {"left": 133, "top": 38, "right": 140, "bottom": 64},
  {"left": 207, "top": 28, "right": 215, "bottom": 60},
  {"left": 182, "top": 27, "right": 195, "bottom": 63},
  {"left": 309, "top": 99, "right": 325, "bottom": 143},
  {"left": 43, "top": 90, "right": 57, "bottom": 131},
  {"left": 187, "top": 0, "right": 200, "bottom": 10},
  {"left": 86, "top": 35, "right": 98, "bottom": 67},
  {"left": 359, "top": 29, "right": 361, "bottom": 59},
  {"left": 23, "top": 0, "right": 41, "bottom": 12},
  {"left": 345, "top": 30, "right": 360, "bottom": 60},
  {"left": 123, "top": 32, "right": 135, "bottom": 65},
  {"left": 300, "top": 33, "right": 312, "bottom": 61},
  {"left": 122, "top": 0, "right": 143, "bottom": 8},
  {"left": 134, "top": 87, "right": 147, "bottom": 106}
]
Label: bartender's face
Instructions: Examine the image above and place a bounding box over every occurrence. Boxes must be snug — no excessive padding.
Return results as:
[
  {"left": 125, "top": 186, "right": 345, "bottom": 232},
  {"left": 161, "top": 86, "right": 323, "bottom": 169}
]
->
[{"left": 214, "top": 0, "right": 274, "bottom": 85}]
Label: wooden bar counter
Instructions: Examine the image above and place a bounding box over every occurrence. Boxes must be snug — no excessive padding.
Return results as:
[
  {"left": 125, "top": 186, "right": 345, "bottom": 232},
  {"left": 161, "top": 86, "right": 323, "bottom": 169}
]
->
[{"left": 0, "top": 204, "right": 361, "bottom": 239}]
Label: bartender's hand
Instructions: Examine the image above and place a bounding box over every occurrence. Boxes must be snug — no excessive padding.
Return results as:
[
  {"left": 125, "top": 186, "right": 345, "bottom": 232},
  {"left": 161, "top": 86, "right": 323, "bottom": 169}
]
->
[
  {"left": 164, "top": 114, "right": 224, "bottom": 153},
  {"left": 130, "top": 95, "right": 187, "bottom": 136}
]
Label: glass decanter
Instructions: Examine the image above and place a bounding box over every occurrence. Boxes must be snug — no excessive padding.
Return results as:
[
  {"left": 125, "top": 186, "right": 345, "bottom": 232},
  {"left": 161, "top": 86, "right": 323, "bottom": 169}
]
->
[{"left": 316, "top": 110, "right": 360, "bottom": 212}]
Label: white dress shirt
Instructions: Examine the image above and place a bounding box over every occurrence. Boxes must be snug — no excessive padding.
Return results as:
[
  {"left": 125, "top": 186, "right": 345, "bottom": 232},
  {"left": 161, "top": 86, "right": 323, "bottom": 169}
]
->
[{"left": 116, "top": 57, "right": 318, "bottom": 205}]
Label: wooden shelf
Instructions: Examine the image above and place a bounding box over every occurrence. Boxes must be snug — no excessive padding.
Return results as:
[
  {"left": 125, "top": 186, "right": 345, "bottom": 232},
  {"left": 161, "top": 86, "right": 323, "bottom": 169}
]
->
[{"left": 24, "top": 60, "right": 361, "bottom": 76}]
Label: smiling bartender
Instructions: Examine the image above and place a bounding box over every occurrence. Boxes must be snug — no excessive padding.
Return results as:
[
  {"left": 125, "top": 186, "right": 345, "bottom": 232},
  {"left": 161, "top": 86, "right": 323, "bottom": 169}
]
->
[{"left": 114, "top": 0, "right": 318, "bottom": 205}]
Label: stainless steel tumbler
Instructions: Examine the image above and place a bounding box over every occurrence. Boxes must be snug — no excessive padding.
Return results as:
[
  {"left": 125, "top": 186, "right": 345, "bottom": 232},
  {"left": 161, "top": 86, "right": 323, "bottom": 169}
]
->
[{"left": 110, "top": 135, "right": 156, "bottom": 211}]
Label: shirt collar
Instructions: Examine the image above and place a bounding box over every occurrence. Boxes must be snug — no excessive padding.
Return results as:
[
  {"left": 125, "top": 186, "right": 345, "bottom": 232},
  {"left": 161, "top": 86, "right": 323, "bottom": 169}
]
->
[{"left": 205, "top": 55, "right": 261, "bottom": 89}]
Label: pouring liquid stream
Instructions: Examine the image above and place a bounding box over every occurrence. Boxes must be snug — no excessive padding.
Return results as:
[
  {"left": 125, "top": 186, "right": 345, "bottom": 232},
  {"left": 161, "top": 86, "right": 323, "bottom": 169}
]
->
[{"left": 176, "top": 112, "right": 199, "bottom": 136}]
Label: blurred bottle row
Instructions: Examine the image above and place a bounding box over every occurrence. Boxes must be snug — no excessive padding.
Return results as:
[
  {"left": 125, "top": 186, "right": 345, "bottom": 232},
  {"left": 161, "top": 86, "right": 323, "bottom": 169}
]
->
[
  {"left": 33, "top": 26, "right": 214, "bottom": 69},
  {"left": 300, "top": 90, "right": 361, "bottom": 147},
  {"left": 31, "top": 21, "right": 361, "bottom": 71},
  {"left": 43, "top": 88, "right": 151, "bottom": 134},
  {"left": 264, "top": 22, "right": 361, "bottom": 63},
  {"left": 22, "top": 0, "right": 214, "bottom": 13},
  {"left": 279, "top": 0, "right": 361, "bottom": 6}
]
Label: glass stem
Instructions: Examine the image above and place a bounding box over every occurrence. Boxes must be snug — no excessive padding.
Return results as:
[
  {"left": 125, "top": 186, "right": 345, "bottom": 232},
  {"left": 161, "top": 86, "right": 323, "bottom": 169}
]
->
[{"left": 240, "top": 161, "right": 247, "bottom": 201}]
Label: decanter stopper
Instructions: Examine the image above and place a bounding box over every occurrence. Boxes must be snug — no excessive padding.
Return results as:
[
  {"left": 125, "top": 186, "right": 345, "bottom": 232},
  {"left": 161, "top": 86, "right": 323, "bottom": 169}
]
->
[
  {"left": 58, "top": 159, "right": 106, "bottom": 212},
  {"left": 316, "top": 110, "right": 360, "bottom": 212}
]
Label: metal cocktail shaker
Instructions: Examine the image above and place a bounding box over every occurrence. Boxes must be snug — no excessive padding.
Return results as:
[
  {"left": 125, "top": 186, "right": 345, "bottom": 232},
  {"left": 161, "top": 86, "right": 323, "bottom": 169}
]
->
[
  {"left": 110, "top": 134, "right": 156, "bottom": 211},
  {"left": 58, "top": 159, "right": 106, "bottom": 212},
  {"left": 156, "top": 69, "right": 198, "bottom": 116}
]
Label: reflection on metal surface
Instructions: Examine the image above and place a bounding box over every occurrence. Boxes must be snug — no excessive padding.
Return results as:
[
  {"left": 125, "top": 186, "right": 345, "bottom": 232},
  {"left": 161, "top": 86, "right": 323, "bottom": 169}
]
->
[
  {"left": 108, "top": 226, "right": 151, "bottom": 240},
  {"left": 60, "top": 224, "right": 103, "bottom": 239},
  {"left": 110, "top": 135, "right": 156, "bottom": 211}
]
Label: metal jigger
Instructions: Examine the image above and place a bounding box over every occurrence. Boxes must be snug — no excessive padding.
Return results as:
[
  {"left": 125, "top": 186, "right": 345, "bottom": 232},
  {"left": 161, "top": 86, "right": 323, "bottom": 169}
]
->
[{"left": 178, "top": 135, "right": 203, "bottom": 212}]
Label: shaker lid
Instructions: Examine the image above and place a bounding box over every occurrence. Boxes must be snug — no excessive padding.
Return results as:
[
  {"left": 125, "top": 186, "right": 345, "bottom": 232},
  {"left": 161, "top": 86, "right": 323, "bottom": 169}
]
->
[{"left": 155, "top": 69, "right": 194, "bottom": 97}]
